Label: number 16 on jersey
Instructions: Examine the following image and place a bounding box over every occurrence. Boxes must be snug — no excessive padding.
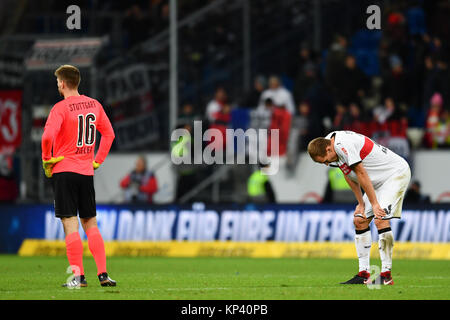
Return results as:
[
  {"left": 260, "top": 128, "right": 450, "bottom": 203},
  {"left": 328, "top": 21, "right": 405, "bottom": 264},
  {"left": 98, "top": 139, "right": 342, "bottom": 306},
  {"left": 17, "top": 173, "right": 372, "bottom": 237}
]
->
[{"left": 77, "top": 113, "right": 96, "bottom": 147}]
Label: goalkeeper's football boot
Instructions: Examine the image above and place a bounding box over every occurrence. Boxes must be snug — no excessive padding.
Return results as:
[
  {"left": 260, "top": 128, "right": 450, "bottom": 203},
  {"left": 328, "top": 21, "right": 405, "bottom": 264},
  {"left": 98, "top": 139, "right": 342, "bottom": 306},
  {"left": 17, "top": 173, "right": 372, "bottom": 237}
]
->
[
  {"left": 62, "top": 275, "right": 87, "bottom": 288},
  {"left": 98, "top": 272, "right": 117, "bottom": 287},
  {"left": 371, "top": 271, "right": 394, "bottom": 285},
  {"left": 340, "top": 271, "right": 371, "bottom": 284}
]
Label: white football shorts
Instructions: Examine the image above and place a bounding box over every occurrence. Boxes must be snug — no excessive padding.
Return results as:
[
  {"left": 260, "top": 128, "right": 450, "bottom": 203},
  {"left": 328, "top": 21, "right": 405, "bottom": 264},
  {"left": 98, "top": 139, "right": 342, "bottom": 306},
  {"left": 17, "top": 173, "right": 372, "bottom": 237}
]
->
[{"left": 360, "top": 165, "right": 411, "bottom": 220}]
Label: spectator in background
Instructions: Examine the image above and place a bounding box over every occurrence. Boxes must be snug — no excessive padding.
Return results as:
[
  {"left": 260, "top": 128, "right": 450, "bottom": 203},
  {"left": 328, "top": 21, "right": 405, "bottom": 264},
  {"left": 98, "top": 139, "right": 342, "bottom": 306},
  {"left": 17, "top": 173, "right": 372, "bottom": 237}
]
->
[
  {"left": 287, "top": 101, "right": 320, "bottom": 173},
  {"left": 295, "top": 101, "right": 320, "bottom": 149},
  {"left": 0, "top": 154, "right": 18, "bottom": 203},
  {"left": 291, "top": 41, "right": 317, "bottom": 80},
  {"left": 120, "top": 155, "right": 158, "bottom": 203},
  {"left": 373, "top": 97, "right": 396, "bottom": 126},
  {"left": 298, "top": 42, "right": 317, "bottom": 67},
  {"left": 247, "top": 162, "right": 276, "bottom": 203},
  {"left": 422, "top": 55, "right": 439, "bottom": 109},
  {"left": 409, "top": 35, "right": 428, "bottom": 108},
  {"left": 433, "top": 54, "right": 450, "bottom": 110},
  {"left": 294, "top": 61, "right": 319, "bottom": 106},
  {"left": 205, "top": 87, "right": 228, "bottom": 122},
  {"left": 124, "top": 2, "right": 150, "bottom": 47},
  {"left": 382, "top": 55, "right": 410, "bottom": 107},
  {"left": 384, "top": 11, "right": 408, "bottom": 60},
  {"left": 145, "top": 0, "right": 169, "bottom": 33},
  {"left": 268, "top": 103, "right": 292, "bottom": 157},
  {"left": 379, "top": 38, "right": 393, "bottom": 79},
  {"left": 372, "top": 95, "right": 410, "bottom": 162},
  {"left": 344, "top": 103, "right": 369, "bottom": 136},
  {"left": 258, "top": 76, "right": 295, "bottom": 115},
  {"left": 429, "top": 36, "right": 444, "bottom": 61},
  {"left": 149, "top": 0, "right": 164, "bottom": 25},
  {"left": 242, "top": 75, "right": 267, "bottom": 108},
  {"left": 424, "top": 92, "right": 449, "bottom": 148},
  {"left": 332, "top": 103, "right": 350, "bottom": 131},
  {"left": 325, "top": 34, "right": 348, "bottom": 96},
  {"left": 404, "top": 181, "right": 431, "bottom": 204},
  {"left": 160, "top": 2, "right": 170, "bottom": 26},
  {"left": 424, "top": 93, "right": 443, "bottom": 148},
  {"left": 335, "top": 55, "right": 369, "bottom": 106},
  {"left": 436, "top": 109, "right": 450, "bottom": 148},
  {"left": 373, "top": 97, "right": 408, "bottom": 140},
  {"left": 251, "top": 97, "right": 274, "bottom": 130},
  {"left": 207, "top": 103, "right": 231, "bottom": 152},
  {"left": 145, "top": 0, "right": 168, "bottom": 34},
  {"left": 178, "top": 102, "right": 200, "bottom": 127}
]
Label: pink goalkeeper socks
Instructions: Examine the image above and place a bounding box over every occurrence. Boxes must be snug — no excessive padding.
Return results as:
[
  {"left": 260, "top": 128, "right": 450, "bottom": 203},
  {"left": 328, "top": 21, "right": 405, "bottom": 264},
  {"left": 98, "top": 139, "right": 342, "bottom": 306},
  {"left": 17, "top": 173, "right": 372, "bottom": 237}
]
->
[
  {"left": 65, "top": 231, "right": 84, "bottom": 276},
  {"left": 86, "top": 227, "right": 107, "bottom": 275}
]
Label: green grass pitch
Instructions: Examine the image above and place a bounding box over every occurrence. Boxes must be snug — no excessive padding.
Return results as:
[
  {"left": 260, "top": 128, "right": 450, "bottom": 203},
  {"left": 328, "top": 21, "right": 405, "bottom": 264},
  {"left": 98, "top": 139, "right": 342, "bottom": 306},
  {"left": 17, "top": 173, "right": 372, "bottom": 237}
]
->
[{"left": 0, "top": 255, "right": 448, "bottom": 300}]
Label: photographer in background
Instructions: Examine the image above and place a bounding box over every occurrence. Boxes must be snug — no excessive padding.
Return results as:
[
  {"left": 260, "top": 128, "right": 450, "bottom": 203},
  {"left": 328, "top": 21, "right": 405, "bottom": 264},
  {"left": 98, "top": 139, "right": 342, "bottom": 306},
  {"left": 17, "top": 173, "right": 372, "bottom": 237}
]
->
[{"left": 120, "top": 155, "right": 158, "bottom": 203}]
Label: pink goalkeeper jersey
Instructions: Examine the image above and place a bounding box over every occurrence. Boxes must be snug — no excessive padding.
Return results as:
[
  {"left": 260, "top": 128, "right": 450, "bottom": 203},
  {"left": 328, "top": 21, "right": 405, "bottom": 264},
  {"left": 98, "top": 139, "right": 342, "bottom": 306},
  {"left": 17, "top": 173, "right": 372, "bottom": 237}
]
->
[{"left": 41, "top": 95, "right": 115, "bottom": 176}]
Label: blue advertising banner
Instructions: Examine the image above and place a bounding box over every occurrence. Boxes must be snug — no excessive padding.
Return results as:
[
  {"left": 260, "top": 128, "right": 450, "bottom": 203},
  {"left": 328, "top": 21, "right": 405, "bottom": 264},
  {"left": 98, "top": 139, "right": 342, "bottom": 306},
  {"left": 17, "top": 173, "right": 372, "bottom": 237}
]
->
[{"left": 1, "top": 203, "right": 449, "bottom": 253}]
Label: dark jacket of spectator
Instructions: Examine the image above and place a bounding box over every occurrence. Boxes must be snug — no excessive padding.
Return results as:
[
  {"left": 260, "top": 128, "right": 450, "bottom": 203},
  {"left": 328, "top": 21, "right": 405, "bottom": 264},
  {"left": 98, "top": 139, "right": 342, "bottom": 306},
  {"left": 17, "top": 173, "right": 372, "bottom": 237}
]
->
[
  {"left": 382, "top": 56, "right": 411, "bottom": 106},
  {"left": 242, "top": 76, "right": 267, "bottom": 108},
  {"left": 294, "top": 62, "right": 319, "bottom": 105},
  {"left": 292, "top": 101, "right": 322, "bottom": 151},
  {"left": 325, "top": 35, "right": 348, "bottom": 95},
  {"left": 335, "top": 55, "right": 369, "bottom": 106}
]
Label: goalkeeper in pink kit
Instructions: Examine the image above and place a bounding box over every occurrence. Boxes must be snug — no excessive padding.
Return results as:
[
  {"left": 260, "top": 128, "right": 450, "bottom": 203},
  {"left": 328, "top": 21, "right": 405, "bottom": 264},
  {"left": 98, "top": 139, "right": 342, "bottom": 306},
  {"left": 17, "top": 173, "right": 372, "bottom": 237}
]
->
[{"left": 41, "top": 65, "right": 116, "bottom": 288}]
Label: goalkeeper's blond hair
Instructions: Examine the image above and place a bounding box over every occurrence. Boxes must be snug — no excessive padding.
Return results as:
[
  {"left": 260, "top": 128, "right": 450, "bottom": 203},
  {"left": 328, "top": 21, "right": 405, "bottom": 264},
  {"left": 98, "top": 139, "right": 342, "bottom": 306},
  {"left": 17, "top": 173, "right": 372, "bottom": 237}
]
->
[{"left": 54, "top": 65, "right": 81, "bottom": 89}]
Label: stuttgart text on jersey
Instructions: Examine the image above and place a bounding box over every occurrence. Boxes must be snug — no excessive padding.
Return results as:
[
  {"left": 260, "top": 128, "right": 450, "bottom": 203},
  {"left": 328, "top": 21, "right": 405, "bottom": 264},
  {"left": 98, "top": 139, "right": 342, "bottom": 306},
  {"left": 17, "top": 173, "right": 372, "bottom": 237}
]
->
[{"left": 68, "top": 100, "right": 96, "bottom": 112}]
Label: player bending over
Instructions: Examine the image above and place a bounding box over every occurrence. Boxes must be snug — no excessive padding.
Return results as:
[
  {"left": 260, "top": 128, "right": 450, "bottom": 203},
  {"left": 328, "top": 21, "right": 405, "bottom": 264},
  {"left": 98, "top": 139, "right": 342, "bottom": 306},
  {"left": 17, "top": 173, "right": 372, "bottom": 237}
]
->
[
  {"left": 308, "top": 130, "right": 411, "bottom": 285},
  {"left": 41, "top": 65, "right": 116, "bottom": 288}
]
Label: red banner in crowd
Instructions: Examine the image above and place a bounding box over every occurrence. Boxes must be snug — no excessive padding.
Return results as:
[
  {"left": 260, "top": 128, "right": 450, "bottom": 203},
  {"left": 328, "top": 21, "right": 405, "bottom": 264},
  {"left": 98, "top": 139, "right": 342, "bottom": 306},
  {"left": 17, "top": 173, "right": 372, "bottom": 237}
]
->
[{"left": 0, "top": 90, "right": 22, "bottom": 153}]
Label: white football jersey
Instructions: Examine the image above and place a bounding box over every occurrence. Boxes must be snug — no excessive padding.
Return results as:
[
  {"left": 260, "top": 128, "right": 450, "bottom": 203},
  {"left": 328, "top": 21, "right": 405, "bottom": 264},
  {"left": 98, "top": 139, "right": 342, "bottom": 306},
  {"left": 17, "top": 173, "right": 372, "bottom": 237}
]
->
[{"left": 325, "top": 131, "right": 409, "bottom": 189}]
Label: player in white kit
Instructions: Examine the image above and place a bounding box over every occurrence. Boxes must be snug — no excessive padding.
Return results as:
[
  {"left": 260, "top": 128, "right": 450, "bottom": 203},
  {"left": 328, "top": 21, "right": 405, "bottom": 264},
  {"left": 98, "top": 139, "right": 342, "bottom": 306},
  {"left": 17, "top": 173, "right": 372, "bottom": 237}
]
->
[{"left": 308, "top": 131, "right": 411, "bottom": 285}]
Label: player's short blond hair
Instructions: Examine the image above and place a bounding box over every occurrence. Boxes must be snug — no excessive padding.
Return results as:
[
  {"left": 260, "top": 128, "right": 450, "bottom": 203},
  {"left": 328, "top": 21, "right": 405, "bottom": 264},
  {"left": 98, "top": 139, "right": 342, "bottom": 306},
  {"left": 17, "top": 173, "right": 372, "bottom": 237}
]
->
[
  {"left": 54, "top": 65, "right": 80, "bottom": 89},
  {"left": 307, "top": 137, "right": 331, "bottom": 159}
]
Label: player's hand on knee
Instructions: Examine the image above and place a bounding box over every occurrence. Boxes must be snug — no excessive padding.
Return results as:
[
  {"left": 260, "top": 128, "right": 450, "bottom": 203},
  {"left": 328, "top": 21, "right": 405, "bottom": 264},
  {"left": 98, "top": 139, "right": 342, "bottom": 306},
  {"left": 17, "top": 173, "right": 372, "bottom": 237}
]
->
[
  {"left": 372, "top": 203, "right": 386, "bottom": 219},
  {"left": 354, "top": 203, "right": 366, "bottom": 218}
]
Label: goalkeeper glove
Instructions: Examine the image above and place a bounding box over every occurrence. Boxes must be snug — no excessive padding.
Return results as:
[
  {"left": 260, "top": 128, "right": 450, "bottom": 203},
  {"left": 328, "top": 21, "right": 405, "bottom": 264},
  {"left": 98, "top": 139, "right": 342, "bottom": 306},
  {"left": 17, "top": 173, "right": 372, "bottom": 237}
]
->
[
  {"left": 93, "top": 161, "right": 101, "bottom": 170},
  {"left": 42, "top": 156, "right": 65, "bottom": 178}
]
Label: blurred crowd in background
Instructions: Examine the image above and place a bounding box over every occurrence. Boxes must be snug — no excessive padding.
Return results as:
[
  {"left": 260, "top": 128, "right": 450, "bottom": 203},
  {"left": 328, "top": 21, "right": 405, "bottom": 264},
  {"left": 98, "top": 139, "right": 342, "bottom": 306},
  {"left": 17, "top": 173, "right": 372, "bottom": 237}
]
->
[
  {"left": 1, "top": 0, "right": 449, "bottom": 204},
  {"left": 179, "top": 0, "right": 450, "bottom": 156}
]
